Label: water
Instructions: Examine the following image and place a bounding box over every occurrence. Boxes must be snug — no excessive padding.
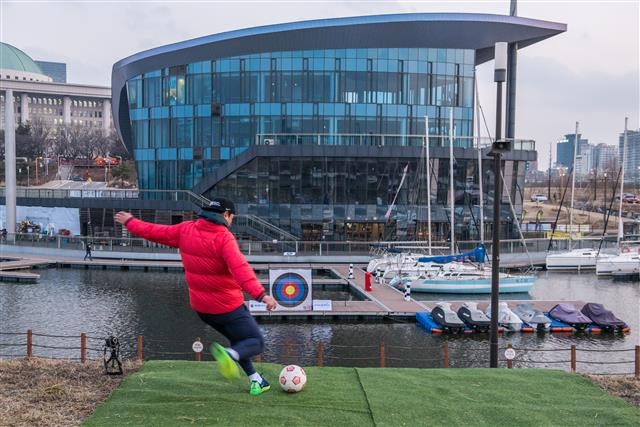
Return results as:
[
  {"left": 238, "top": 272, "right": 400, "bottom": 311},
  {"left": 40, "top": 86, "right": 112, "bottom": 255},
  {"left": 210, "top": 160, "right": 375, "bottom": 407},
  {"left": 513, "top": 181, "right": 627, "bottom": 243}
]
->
[{"left": 0, "top": 268, "right": 638, "bottom": 374}]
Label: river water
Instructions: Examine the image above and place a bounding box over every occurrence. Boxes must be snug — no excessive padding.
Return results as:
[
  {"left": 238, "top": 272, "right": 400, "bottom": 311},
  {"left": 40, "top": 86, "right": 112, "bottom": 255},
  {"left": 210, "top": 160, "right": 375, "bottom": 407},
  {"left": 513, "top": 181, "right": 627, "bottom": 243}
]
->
[{"left": 0, "top": 268, "right": 638, "bottom": 374}]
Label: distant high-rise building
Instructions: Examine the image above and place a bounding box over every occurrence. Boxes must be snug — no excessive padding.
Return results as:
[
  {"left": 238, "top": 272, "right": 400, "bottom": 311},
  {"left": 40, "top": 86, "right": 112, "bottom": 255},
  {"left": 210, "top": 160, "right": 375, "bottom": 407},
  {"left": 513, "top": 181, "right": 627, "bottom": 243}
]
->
[
  {"left": 619, "top": 129, "right": 640, "bottom": 182},
  {"left": 592, "top": 143, "right": 618, "bottom": 173},
  {"left": 575, "top": 148, "right": 592, "bottom": 178},
  {"left": 35, "top": 60, "right": 67, "bottom": 83},
  {"left": 556, "top": 133, "right": 588, "bottom": 169}
]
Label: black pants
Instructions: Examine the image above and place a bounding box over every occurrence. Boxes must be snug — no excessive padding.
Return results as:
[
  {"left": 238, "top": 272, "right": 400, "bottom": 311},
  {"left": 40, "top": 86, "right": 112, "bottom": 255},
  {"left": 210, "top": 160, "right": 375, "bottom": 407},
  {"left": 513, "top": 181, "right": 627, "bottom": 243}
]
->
[{"left": 197, "top": 304, "right": 264, "bottom": 376}]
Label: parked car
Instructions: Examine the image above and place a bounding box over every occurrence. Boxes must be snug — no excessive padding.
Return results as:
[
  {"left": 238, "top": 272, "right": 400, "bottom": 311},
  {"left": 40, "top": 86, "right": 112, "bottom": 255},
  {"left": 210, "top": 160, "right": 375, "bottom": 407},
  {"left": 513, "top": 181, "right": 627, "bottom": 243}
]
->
[
  {"left": 530, "top": 194, "right": 548, "bottom": 202},
  {"left": 622, "top": 195, "right": 640, "bottom": 204},
  {"left": 94, "top": 156, "right": 120, "bottom": 167}
]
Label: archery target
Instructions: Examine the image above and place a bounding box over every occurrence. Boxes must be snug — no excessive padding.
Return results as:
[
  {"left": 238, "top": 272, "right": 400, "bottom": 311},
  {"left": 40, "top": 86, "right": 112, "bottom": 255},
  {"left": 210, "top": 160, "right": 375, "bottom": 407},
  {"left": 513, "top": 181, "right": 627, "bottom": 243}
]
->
[{"left": 269, "top": 269, "right": 312, "bottom": 311}]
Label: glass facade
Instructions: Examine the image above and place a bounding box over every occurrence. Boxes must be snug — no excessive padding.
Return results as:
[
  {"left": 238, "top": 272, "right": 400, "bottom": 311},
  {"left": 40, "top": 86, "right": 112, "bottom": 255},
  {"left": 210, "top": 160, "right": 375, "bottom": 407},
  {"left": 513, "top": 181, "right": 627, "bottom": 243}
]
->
[
  {"left": 124, "top": 47, "right": 525, "bottom": 240},
  {"left": 127, "top": 48, "right": 475, "bottom": 188}
]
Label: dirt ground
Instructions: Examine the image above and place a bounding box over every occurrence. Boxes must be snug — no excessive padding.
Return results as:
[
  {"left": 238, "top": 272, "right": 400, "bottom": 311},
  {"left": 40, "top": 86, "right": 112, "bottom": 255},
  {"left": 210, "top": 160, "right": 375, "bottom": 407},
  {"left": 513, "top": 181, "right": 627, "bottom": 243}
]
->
[
  {"left": 0, "top": 358, "right": 637, "bottom": 427},
  {"left": 0, "top": 358, "right": 139, "bottom": 427}
]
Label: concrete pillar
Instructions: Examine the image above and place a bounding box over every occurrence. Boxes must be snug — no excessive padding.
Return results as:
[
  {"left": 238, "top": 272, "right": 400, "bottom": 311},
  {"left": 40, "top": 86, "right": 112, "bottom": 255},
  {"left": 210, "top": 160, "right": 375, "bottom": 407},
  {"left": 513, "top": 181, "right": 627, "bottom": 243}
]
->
[
  {"left": 4, "top": 89, "right": 16, "bottom": 241},
  {"left": 20, "top": 93, "right": 29, "bottom": 124},
  {"left": 102, "top": 98, "right": 111, "bottom": 136},
  {"left": 63, "top": 96, "right": 71, "bottom": 125}
]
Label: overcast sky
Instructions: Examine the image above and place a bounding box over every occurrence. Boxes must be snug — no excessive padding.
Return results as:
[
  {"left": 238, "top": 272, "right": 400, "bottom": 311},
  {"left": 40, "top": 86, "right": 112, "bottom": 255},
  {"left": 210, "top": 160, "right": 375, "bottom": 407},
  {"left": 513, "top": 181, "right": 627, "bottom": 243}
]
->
[{"left": 2, "top": 0, "right": 638, "bottom": 164}]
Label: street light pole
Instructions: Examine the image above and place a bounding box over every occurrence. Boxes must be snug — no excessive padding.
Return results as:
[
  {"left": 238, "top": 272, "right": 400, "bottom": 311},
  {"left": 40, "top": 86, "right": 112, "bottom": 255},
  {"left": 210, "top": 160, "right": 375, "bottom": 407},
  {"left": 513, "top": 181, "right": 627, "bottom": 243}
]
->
[{"left": 490, "top": 42, "right": 508, "bottom": 368}]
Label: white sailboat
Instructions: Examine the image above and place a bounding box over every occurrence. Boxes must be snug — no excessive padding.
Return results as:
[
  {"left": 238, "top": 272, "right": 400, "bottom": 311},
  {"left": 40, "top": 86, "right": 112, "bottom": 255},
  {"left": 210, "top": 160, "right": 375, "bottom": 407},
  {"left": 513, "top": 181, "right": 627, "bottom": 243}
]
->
[
  {"left": 596, "top": 117, "right": 638, "bottom": 278},
  {"left": 545, "top": 121, "right": 611, "bottom": 270},
  {"left": 390, "top": 267, "right": 536, "bottom": 294}
]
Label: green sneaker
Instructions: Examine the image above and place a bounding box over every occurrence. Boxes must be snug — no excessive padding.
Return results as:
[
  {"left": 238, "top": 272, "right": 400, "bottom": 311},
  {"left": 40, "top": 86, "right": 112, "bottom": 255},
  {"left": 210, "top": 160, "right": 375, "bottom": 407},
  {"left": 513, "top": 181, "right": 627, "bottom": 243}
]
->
[
  {"left": 210, "top": 343, "right": 240, "bottom": 379},
  {"left": 249, "top": 377, "right": 271, "bottom": 395}
]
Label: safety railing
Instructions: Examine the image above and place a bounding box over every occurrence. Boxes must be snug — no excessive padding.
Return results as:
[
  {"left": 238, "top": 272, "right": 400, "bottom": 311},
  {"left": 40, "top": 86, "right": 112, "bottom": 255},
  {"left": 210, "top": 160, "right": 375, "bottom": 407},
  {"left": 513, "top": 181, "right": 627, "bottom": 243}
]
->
[
  {"left": 2, "top": 330, "right": 638, "bottom": 377},
  {"left": 255, "top": 133, "right": 535, "bottom": 151},
  {"left": 0, "top": 234, "right": 623, "bottom": 259},
  {"left": 0, "top": 187, "right": 210, "bottom": 208}
]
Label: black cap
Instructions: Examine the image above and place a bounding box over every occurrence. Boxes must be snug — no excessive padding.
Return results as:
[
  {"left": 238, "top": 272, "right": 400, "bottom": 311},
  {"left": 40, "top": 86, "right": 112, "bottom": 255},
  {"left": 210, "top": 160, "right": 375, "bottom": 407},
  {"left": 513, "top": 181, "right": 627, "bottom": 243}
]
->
[{"left": 204, "top": 197, "right": 236, "bottom": 214}]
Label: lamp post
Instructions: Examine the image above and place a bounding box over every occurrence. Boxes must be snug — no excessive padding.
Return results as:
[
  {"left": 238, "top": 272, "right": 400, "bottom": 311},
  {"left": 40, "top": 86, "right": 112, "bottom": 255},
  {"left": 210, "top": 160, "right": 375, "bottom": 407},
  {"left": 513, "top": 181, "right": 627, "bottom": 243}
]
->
[{"left": 490, "top": 42, "right": 509, "bottom": 368}]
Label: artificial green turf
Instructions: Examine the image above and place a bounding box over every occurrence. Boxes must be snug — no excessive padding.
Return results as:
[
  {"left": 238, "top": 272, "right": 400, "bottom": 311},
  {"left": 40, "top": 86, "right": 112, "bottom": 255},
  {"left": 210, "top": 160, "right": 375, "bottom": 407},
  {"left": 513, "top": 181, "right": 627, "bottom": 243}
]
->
[{"left": 84, "top": 361, "right": 639, "bottom": 427}]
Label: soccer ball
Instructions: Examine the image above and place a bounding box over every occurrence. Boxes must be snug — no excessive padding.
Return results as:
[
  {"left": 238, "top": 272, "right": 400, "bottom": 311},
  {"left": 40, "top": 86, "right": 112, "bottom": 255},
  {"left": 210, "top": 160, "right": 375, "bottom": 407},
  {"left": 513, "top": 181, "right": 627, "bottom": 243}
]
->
[{"left": 279, "top": 364, "right": 307, "bottom": 392}]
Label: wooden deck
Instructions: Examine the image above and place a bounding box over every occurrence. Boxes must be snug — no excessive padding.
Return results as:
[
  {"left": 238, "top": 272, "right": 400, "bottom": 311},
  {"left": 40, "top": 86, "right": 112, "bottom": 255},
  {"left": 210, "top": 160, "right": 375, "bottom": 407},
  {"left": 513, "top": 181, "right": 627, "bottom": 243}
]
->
[{"left": 0, "top": 270, "right": 40, "bottom": 283}]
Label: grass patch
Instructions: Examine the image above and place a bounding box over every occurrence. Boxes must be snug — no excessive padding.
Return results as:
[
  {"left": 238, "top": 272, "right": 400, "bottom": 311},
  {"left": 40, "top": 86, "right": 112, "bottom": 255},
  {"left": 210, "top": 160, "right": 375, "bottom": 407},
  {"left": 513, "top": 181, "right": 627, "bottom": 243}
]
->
[{"left": 84, "top": 361, "right": 639, "bottom": 427}]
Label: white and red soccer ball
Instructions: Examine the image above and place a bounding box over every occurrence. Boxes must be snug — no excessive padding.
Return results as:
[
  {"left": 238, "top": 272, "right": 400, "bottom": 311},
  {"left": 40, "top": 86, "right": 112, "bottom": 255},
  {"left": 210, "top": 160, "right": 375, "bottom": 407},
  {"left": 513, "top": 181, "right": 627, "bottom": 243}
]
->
[{"left": 279, "top": 364, "right": 307, "bottom": 392}]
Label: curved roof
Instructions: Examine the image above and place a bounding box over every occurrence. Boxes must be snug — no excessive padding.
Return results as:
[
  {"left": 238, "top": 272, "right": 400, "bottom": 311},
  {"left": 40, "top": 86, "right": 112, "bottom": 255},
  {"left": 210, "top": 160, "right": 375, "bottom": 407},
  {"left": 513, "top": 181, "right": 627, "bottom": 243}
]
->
[
  {"left": 112, "top": 12, "right": 566, "bottom": 152},
  {"left": 0, "top": 42, "right": 43, "bottom": 74}
]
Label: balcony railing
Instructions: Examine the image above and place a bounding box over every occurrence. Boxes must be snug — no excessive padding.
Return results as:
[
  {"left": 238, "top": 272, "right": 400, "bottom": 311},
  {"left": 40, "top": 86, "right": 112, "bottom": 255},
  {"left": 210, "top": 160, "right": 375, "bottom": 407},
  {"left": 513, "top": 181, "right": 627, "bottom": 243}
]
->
[
  {"left": 0, "top": 187, "right": 210, "bottom": 208},
  {"left": 256, "top": 133, "right": 535, "bottom": 151}
]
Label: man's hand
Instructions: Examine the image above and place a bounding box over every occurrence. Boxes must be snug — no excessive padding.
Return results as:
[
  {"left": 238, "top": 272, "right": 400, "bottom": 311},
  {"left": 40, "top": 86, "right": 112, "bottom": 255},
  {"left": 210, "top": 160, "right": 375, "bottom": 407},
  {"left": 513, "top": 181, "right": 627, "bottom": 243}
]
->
[
  {"left": 262, "top": 295, "right": 277, "bottom": 311},
  {"left": 114, "top": 211, "right": 133, "bottom": 225}
]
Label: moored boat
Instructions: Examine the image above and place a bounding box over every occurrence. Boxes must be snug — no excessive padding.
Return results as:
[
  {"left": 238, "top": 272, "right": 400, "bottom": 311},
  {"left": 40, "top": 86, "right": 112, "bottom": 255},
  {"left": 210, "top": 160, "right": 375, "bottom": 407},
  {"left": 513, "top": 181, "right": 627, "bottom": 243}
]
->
[
  {"left": 485, "top": 302, "right": 523, "bottom": 332},
  {"left": 545, "top": 248, "right": 611, "bottom": 271},
  {"left": 457, "top": 302, "right": 491, "bottom": 332},
  {"left": 513, "top": 303, "right": 551, "bottom": 330},
  {"left": 595, "top": 249, "right": 640, "bottom": 278},
  {"left": 430, "top": 302, "right": 466, "bottom": 334},
  {"left": 397, "top": 267, "right": 535, "bottom": 294},
  {"left": 548, "top": 303, "right": 591, "bottom": 331},
  {"left": 580, "top": 303, "right": 630, "bottom": 332}
]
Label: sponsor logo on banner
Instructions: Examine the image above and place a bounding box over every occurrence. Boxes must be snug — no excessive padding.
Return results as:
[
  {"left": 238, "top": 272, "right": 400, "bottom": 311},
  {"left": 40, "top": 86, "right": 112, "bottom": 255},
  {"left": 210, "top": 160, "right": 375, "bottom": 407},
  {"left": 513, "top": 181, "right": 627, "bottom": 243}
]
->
[
  {"left": 312, "top": 300, "right": 333, "bottom": 311},
  {"left": 249, "top": 300, "right": 268, "bottom": 311}
]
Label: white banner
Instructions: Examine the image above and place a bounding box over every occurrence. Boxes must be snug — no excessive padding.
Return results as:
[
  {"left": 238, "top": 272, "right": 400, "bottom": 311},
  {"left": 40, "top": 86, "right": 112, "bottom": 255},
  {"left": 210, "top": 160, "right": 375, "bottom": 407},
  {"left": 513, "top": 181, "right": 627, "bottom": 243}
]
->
[{"left": 0, "top": 205, "right": 80, "bottom": 235}]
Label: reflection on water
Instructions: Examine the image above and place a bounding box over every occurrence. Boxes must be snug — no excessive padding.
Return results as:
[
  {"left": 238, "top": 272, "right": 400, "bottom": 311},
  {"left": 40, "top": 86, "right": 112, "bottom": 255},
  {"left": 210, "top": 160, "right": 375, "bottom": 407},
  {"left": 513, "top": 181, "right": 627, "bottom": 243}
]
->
[{"left": 0, "top": 268, "right": 637, "bottom": 374}]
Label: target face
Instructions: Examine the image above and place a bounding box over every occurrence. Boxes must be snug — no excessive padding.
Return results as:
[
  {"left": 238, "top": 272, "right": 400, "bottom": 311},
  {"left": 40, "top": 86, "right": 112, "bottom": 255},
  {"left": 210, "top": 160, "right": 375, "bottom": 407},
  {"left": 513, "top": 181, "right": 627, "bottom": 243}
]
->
[{"left": 270, "top": 269, "right": 312, "bottom": 310}]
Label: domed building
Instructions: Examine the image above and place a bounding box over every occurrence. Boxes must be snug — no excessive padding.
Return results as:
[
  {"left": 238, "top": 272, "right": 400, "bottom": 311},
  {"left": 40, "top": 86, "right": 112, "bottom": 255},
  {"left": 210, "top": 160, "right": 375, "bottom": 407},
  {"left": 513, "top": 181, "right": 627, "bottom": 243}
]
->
[
  {"left": 0, "top": 41, "right": 112, "bottom": 132},
  {"left": 1, "top": 42, "right": 117, "bottom": 238},
  {"left": 0, "top": 42, "right": 52, "bottom": 83}
]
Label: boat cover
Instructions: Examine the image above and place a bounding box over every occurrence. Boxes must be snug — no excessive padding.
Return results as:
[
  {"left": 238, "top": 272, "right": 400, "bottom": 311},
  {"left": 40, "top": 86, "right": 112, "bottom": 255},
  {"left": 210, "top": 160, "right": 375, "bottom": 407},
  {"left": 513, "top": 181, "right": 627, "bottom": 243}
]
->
[
  {"left": 417, "top": 243, "right": 486, "bottom": 264},
  {"left": 514, "top": 303, "right": 551, "bottom": 326},
  {"left": 459, "top": 302, "right": 490, "bottom": 323},
  {"left": 580, "top": 303, "right": 627, "bottom": 327},
  {"left": 432, "top": 303, "right": 465, "bottom": 327},
  {"left": 548, "top": 303, "right": 591, "bottom": 324}
]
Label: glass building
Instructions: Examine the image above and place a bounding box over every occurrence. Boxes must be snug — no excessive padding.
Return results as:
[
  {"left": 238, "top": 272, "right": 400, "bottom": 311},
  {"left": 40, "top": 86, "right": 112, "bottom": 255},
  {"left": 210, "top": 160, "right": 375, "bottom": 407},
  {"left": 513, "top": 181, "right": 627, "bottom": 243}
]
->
[{"left": 112, "top": 13, "right": 565, "bottom": 241}]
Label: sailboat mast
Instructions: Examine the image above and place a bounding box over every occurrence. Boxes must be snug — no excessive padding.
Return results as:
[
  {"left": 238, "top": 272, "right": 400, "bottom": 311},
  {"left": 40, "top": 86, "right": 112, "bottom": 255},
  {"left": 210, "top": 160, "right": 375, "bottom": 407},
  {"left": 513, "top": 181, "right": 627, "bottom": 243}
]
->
[
  {"left": 450, "top": 107, "right": 455, "bottom": 255},
  {"left": 618, "top": 117, "right": 628, "bottom": 246},
  {"left": 425, "top": 115, "right": 432, "bottom": 255},
  {"left": 569, "top": 121, "right": 578, "bottom": 249},
  {"left": 474, "top": 73, "right": 485, "bottom": 242}
]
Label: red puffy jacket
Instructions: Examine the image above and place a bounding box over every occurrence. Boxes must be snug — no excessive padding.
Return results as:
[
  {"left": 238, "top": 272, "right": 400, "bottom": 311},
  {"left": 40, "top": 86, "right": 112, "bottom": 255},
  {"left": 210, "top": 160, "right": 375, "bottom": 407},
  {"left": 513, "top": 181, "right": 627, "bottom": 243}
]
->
[{"left": 123, "top": 216, "right": 266, "bottom": 314}]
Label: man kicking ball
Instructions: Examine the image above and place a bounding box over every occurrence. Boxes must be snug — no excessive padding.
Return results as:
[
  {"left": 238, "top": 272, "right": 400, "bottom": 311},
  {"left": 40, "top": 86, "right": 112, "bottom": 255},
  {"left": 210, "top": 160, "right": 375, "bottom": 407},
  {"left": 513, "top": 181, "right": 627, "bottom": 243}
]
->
[{"left": 115, "top": 197, "right": 277, "bottom": 395}]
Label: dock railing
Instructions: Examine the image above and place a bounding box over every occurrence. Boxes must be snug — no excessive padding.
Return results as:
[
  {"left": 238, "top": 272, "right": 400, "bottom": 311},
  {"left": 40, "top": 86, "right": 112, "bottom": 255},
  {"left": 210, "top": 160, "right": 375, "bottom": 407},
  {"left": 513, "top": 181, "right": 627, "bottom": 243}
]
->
[
  {"left": 1, "top": 330, "right": 637, "bottom": 376},
  {"left": 0, "top": 235, "right": 623, "bottom": 261}
]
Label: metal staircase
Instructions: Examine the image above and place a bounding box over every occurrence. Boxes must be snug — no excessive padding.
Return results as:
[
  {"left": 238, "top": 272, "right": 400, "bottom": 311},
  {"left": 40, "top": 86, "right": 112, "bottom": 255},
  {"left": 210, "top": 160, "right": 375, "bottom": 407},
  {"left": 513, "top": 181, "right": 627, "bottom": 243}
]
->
[{"left": 233, "top": 214, "right": 299, "bottom": 243}]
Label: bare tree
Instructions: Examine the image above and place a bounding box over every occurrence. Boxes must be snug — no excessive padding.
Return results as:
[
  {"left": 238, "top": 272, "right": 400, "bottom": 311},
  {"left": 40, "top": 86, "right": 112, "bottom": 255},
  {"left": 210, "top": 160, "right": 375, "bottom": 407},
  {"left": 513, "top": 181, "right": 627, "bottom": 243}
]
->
[
  {"left": 15, "top": 122, "right": 40, "bottom": 160},
  {"left": 56, "top": 124, "right": 104, "bottom": 160},
  {"left": 104, "top": 130, "right": 130, "bottom": 160},
  {"left": 29, "top": 118, "right": 54, "bottom": 158}
]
